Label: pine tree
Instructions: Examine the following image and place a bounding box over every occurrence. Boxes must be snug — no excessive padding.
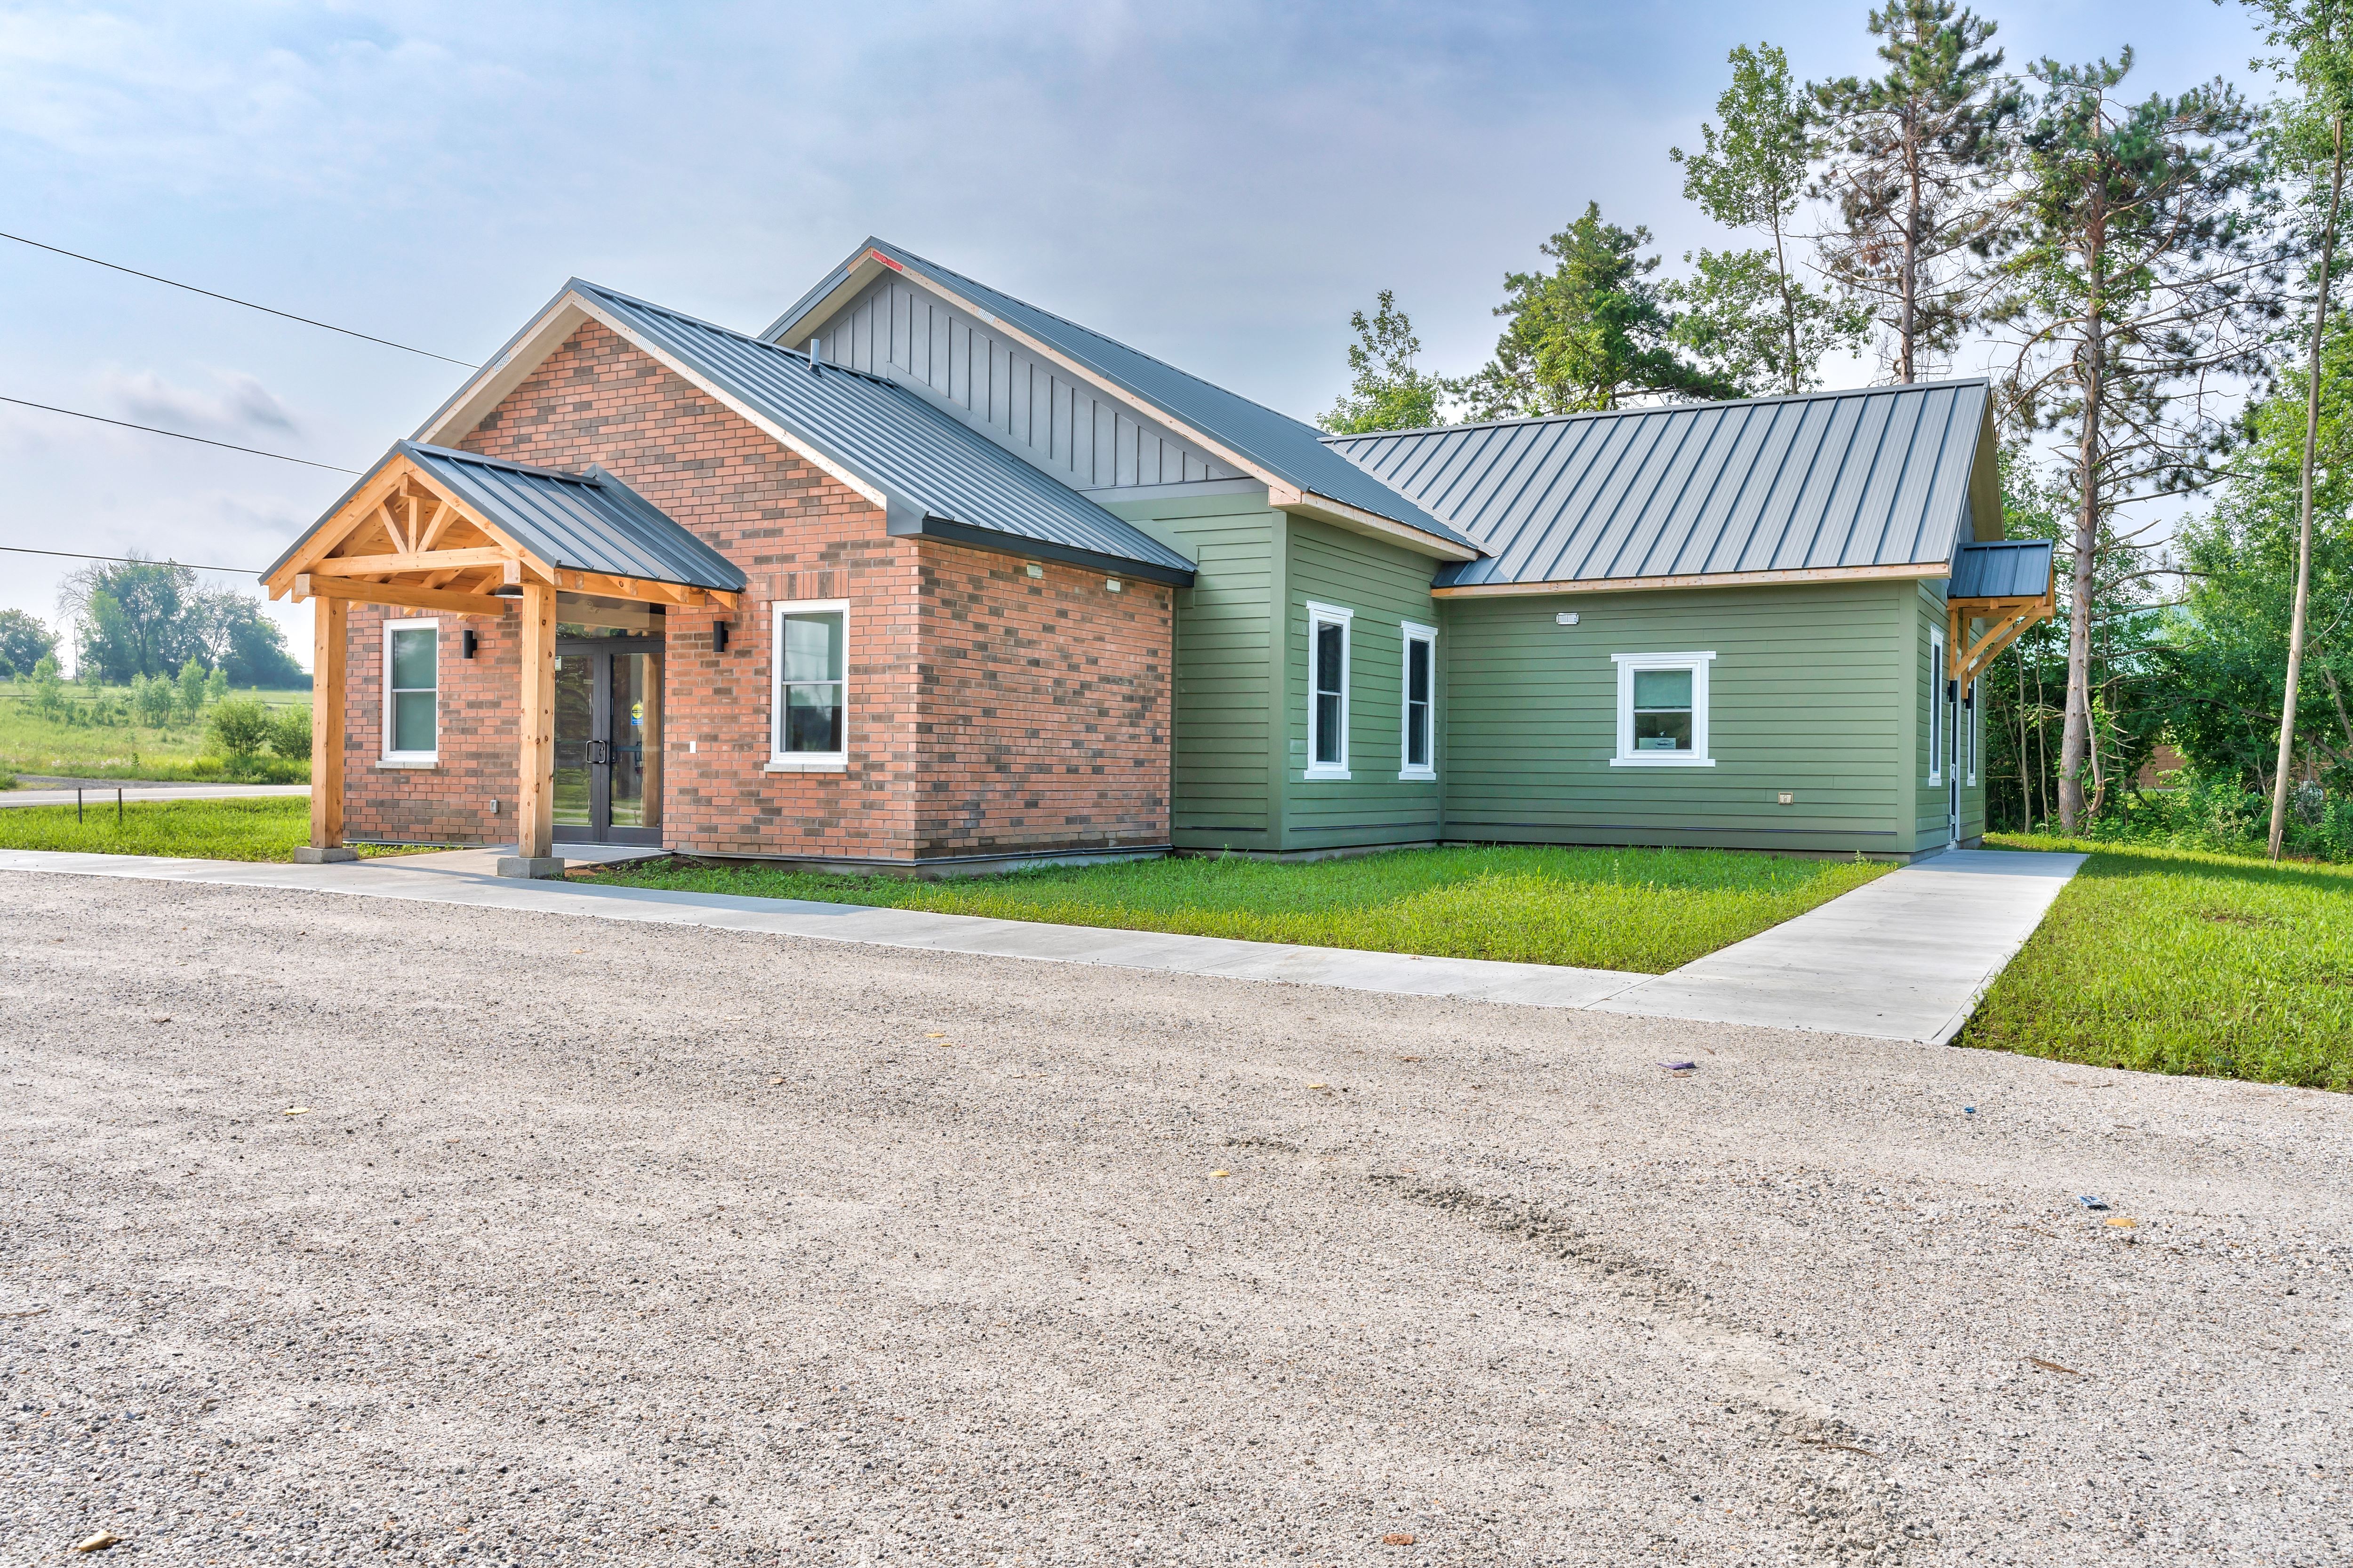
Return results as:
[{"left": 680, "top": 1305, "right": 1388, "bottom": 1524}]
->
[
  {"left": 1811, "top": 1, "right": 2022, "bottom": 381},
  {"left": 1456, "top": 204, "right": 1741, "bottom": 418},
  {"left": 1993, "top": 51, "right": 2280, "bottom": 831}
]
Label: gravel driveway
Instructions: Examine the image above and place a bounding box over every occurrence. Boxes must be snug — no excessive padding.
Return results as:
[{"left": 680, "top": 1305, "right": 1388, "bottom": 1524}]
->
[{"left": 1, "top": 869, "right": 2345, "bottom": 1566}]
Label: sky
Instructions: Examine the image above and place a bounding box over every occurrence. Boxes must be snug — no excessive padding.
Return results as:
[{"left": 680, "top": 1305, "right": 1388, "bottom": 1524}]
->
[{"left": 0, "top": 0, "right": 2277, "bottom": 672}]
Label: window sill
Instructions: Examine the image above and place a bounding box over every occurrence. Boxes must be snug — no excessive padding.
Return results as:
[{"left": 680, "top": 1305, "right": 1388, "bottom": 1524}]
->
[
  {"left": 376, "top": 757, "right": 438, "bottom": 769},
  {"left": 1302, "top": 766, "right": 1352, "bottom": 782},
  {"left": 1397, "top": 768, "right": 1437, "bottom": 782},
  {"left": 765, "top": 757, "right": 848, "bottom": 773},
  {"left": 1610, "top": 755, "right": 1715, "bottom": 768}
]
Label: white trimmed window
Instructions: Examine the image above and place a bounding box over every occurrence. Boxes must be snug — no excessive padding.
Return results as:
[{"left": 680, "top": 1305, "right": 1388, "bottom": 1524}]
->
[
  {"left": 768, "top": 599, "right": 848, "bottom": 771},
  {"left": 383, "top": 619, "right": 439, "bottom": 764},
  {"left": 1965, "top": 684, "right": 1978, "bottom": 787},
  {"left": 1928, "top": 627, "right": 1946, "bottom": 785},
  {"left": 1399, "top": 620, "right": 1437, "bottom": 780},
  {"left": 1611, "top": 651, "right": 1715, "bottom": 767},
  {"left": 1305, "top": 601, "right": 1353, "bottom": 780}
]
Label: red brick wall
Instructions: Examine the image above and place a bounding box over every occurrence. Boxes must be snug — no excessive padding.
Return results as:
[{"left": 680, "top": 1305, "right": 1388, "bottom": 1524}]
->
[
  {"left": 336, "top": 318, "right": 1172, "bottom": 861},
  {"left": 341, "top": 606, "right": 519, "bottom": 847}
]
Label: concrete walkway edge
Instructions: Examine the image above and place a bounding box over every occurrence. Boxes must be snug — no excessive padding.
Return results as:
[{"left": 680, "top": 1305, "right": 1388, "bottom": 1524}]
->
[{"left": 0, "top": 844, "right": 2084, "bottom": 1043}]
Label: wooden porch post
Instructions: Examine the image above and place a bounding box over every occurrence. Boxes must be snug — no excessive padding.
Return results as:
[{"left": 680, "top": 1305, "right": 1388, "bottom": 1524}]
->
[
  {"left": 518, "top": 580, "right": 556, "bottom": 861},
  {"left": 301, "top": 595, "right": 350, "bottom": 861}
]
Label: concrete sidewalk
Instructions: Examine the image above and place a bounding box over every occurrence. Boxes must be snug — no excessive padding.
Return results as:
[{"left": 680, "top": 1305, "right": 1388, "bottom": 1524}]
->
[
  {"left": 0, "top": 783, "right": 311, "bottom": 810},
  {"left": 1595, "top": 848, "right": 2086, "bottom": 1044},
  {"left": 0, "top": 843, "right": 2084, "bottom": 1041}
]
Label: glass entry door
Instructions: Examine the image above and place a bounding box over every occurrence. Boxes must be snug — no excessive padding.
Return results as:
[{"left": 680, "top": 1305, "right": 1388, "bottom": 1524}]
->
[{"left": 552, "top": 639, "right": 662, "bottom": 845}]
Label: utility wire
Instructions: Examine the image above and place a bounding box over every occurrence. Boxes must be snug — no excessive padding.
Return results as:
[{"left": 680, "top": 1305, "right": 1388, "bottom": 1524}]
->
[
  {"left": 1, "top": 545, "right": 263, "bottom": 575},
  {"left": 0, "top": 230, "right": 480, "bottom": 368},
  {"left": 0, "top": 396, "right": 362, "bottom": 474}
]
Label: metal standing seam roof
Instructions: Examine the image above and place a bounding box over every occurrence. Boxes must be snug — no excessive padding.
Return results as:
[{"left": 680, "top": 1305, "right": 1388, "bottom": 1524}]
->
[
  {"left": 569, "top": 281, "right": 1196, "bottom": 585},
  {"left": 1948, "top": 539, "right": 2055, "bottom": 600},
  {"left": 261, "top": 441, "right": 750, "bottom": 593},
  {"left": 760, "top": 239, "right": 1479, "bottom": 554},
  {"left": 1322, "top": 381, "right": 1993, "bottom": 590}
]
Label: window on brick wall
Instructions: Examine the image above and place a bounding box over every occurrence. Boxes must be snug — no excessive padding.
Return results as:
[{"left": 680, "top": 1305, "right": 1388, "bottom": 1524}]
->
[
  {"left": 768, "top": 600, "right": 848, "bottom": 771},
  {"left": 383, "top": 619, "right": 438, "bottom": 764}
]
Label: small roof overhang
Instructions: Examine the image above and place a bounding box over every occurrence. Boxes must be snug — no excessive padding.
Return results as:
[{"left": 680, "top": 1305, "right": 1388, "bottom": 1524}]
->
[{"left": 261, "top": 442, "right": 744, "bottom": 618}]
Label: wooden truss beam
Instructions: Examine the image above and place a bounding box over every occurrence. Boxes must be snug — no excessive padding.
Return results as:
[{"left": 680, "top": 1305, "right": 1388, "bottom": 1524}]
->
[
  {"left": 293, "top": 573, "right": 514, "bottom": 619},
  {"left": 307, "top": 546, "right": 516, "bottom": 577},
  {"left": 1949, "top": 592, "right": 2057, "bottom": 695}
]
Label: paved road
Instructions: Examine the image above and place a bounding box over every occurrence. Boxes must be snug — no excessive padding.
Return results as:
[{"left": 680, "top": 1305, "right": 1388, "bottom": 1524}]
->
[
  {"left": 1, "top": 870, "right": 2345, "bottom": 1566},
  {"left": 0, "top": 783, "right": 310, "bottom": 811}
]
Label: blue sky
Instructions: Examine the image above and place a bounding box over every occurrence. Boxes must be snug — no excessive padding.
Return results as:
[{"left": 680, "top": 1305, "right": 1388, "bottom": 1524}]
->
[{"left": 0, "top": 0, "right": 2271, "bottom": 668}]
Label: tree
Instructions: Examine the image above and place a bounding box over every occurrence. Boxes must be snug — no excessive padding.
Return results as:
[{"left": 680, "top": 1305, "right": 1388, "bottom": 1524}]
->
[
  {"left": 1321, "top": 290, "right": 1449, "bottom": 434},
  {"left": 1672, "top": 44, "right": 1867, "bottom": 392},
  {"left": 29, "top": 652, "right": 64, "bottom": 719},
  {"left": 176, "top": 659, "right": 209, "bottom": 720},
  {"left": 133, "top": 671, "right": 175, "bottom": 728},
  {"left": 1993, "top": 52, "right": 2279, "bottom": 830},
  {"left": 1456, "top": 204, "right": 1741, "bottom": 418},
  {"left": 1811, "top": 1, "right": 2023, "bottom": 381},
  {"left": 60, "top": 559, "right": 199, "bottom": 682},
  {"left": 2240, "top": 0, "right": 2353, "bottom": 855},
  {"left": 0, "top": 609, "right": 54, "bottom": 679},
  {"left": 1666, "top": 247, "right": 1872, "bottom": 395}
]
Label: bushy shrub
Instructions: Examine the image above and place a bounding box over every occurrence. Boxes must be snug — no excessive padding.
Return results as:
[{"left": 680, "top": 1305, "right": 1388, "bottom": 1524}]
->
[
  {"left": 207, "top": 697, "right": 274, "bottom": 759},
  {"left": 267, "top": 707, "right": 312, "bottom": 761},
  {"left": 205, "top": 667, "right": 228, "bottom": 706},
  {"left": 2049, "top": 772, "right": 2353, "bottom": 862},
  {"left": 176, "top": 661, "right": 208, "bottom": 719},
  {"left": 29, "top": 653, "right": 65, "bottom": 719},
  {"left": 134, "top": 672, "right": 175, "bottom": 727}
]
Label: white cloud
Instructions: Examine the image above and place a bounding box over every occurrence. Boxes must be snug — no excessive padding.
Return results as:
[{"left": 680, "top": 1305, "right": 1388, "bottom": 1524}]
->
[{"left": 98, "top": 368, "right": 297, "bottom": 436}]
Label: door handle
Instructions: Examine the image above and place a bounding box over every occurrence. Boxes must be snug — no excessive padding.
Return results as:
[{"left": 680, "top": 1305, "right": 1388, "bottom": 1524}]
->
[{"left": 588, "top": 739, "right": 610, "bottom": 766}]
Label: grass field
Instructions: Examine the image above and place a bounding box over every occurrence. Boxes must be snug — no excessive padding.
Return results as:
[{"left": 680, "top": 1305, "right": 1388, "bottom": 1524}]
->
[
  {"left": 587, "top": 844, "right": 1893, "bottom": 974},
  {"left": 0, "top": 797, "right": 424, "bottom": 864},
  {"left": 1964, "top": 837, "right": 2353, "bottom": 1091},
  {"left": 0, "top": 680, "right": 312, "bottom": 783}
]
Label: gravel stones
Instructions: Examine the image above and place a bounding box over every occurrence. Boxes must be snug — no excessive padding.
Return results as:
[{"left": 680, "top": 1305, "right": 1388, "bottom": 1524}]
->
[{"left": 0, "top": 868, "right": 2347, "bottom": 1565}]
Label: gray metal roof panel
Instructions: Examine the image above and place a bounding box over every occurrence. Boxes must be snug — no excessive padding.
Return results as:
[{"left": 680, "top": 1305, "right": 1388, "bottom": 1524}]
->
[
  {"left": 763, "top": 240, "right": 1477, "bottom": 553},
  {"left": 1949, "top": 539, "right": 2054, "bottom": 600},
  {"left": 571, "top": 280, "right": 1196, "bottom": 582},
  {"left": 1322, "top": 381, "right": 1992, "bottom": 589},
  {"left": 398, "top": 443, "right": 749, "bottom": 591}
]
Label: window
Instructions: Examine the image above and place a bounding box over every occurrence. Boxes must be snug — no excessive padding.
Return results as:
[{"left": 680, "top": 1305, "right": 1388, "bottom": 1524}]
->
[
  {"left": 1305, "top": 602, "right": 1353, "bottom": 779},
  {"left": 1928, "top": 628, "right": 1946, "bottom": 784},
  {"left": 768, "top": 600, "right": 848, "bottom": 770},
  {"left": 383, "top": 619, "right": 438, "bottom": 763},
  {"left": 1965, "top": 684, "right": 1978, "bottom": 787},
  {"left": 1399, "top": 620, "right": 1437, "bottom": 780},
  {"left": 1611, "top": 651, "right": 1715, "bottom": 767}
]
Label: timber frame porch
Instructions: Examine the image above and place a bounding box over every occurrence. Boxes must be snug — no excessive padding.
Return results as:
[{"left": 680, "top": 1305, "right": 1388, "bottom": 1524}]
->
[{"left": 261, "top": 442, "right": 746, "bottom": 875}]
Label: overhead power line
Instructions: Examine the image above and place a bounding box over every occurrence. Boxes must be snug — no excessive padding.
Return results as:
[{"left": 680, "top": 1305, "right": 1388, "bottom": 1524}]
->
[
  {"left": 0, "top": 230, "right": 480, "bottom": 368},
  {"left": 0, "top": 395, "right": 362, "bottom": 474},
  {"left": 1, "top": 545, "right": 264, "bottom": 575}
]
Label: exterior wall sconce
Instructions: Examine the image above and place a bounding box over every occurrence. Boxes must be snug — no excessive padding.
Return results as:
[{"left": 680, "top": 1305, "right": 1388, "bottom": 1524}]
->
[
  {"left": 713, "top": 621, "right": 730, "bottom": 653},
  {"left": 462, "top": 630, "right": 478, "bottom": 659}
]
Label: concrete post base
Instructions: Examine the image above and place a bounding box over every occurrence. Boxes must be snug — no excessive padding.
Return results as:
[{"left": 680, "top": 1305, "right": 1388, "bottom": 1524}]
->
[
  {"left": 495, "top": 856, "right": 568, "bottom": 880},
  {"left": 293, "top": 846, "right": 359, "bottom": 864}
]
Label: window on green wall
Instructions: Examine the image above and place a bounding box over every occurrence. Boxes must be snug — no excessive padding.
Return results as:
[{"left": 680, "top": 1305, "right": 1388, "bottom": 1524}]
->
[
  {"left": 1400, "top": 620, "right": 1436, "bottom": 780},
  {"left": 1929, "top": 629, "right": 1946, "bottom": 784},
  {"left": 1306, "top": 601, "right": 1352, "bottom": 780},
  {"left": 1611, "top": 651, "right": 1715, "bottom": 767}
]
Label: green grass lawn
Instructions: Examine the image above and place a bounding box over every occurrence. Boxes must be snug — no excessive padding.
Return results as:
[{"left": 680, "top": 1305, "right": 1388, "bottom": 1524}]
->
[
  {"left": 1964, "top": 836, "right": 2353, "bottom": 1091},
  {"left": 0, "top": 796, "right": 424, "bottom": 864},
  {"left": 0, "top": 680, "right": 312, "bottom": 783},
  {"left": 586, "top": 844, "right": 1893, "bottom": 974}
]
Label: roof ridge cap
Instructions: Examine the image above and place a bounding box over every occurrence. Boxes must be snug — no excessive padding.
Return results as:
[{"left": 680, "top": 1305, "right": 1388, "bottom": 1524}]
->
[{"left": 1321, "top": 379, "right": 1994, "bottom": 446}]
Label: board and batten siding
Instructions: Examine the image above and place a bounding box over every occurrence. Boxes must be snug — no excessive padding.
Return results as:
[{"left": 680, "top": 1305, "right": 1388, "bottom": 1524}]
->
[
  {"left": 1098, "top": 487, "right": 1283, "bottom": 849},
  {"left": 1277, "top": 518, "right": 1447, "bottom": 850},
  {"left": 803, "top": 274, "right": 1242, "bottom": 493},
  {"left": 1441, "top": 580, "right": 1915, "bottom": 854}
]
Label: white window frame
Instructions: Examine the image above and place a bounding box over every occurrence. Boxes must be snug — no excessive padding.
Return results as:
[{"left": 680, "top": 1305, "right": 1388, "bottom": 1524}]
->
[
  {"left": 380, "top": 617, "right": 439, "bottom": 766},
  {"left": 1398, "top": 619, "right": 1438, "bottom": 781},
  {"left": 1965, "top": 681, "right": 1978, "bottom": 787},
  {"left": 1304, "top": 601, "right": 1353, "bottom": 780},
  {"left": 1610, "top": 651, "right": 1716, "bottom": 768},
  {"left": 766, "top": 598, "right": 849, "bottom": 773},
  {"left": 1928, "top": 627, "right": 1946, "bottom": 785}
]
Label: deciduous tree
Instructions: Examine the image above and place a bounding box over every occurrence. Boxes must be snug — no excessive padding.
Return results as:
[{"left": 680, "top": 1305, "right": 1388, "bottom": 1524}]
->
[{"left": 1321, "top": 290, "right": 1449, "bottom": 434}]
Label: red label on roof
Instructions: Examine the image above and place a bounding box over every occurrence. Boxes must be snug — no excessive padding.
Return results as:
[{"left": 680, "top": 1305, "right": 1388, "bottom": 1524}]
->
[{"left": 866, "top": 249, "right": 903, "bottom": 272}]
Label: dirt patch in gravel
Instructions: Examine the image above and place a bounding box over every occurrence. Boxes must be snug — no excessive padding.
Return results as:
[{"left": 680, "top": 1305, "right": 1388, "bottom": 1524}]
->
[{"left": 0, "top": 868, "right": 2346, "bottom": 1565}]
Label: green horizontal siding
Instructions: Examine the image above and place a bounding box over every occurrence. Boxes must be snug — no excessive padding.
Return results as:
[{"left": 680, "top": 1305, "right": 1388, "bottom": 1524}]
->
[
  {"left": 1100, "top": 489, "right": 1283, "bottom": 848},
  {"left": 1913, "top": 580, "right": 1990, "bottom": 850},
  {"left": 1279, "top": 519, "right": 1445, "bottom": 851},
  {"left": 1442, "top": 580, "right": 1913, "bottom": 853}
]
